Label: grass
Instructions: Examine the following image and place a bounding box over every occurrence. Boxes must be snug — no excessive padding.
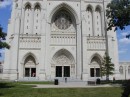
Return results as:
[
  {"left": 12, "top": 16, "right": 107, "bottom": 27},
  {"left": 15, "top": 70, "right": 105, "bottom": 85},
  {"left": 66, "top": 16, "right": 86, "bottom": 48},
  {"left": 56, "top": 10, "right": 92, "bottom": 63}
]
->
[{"left": 0, "top": 82, "right": 123, "bottom": 97}]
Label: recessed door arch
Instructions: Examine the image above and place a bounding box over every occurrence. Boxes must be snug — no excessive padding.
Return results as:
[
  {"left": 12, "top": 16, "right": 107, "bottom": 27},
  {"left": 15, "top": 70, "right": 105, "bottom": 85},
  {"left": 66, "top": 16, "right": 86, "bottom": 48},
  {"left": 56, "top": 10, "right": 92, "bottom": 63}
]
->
[
  {"left": 23, "top": 55, "right": 37, "bottom": 77},
  {"left": 52, "top": 49, "right": 75, "bottom": 77}
]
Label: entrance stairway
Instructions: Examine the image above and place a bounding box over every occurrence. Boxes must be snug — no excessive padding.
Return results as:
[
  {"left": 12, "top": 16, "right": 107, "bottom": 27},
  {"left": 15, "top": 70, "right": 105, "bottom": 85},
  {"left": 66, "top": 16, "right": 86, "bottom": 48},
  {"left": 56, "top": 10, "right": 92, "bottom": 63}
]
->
[
  {"left": 54, "top": 77, "right": 83, "bottom": 82},
  {"left": 18, "top": 77, "right": 86, "bottom": 83},
  {"left": 18, "top": 77, "right": 40, "bottom": 81}
]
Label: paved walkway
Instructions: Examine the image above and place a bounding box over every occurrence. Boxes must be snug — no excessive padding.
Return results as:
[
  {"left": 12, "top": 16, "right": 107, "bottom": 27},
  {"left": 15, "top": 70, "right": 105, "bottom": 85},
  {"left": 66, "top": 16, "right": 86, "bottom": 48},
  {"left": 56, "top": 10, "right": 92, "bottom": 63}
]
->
[{"left": 32, "top": 82, "right": 120, "bottom": 88}]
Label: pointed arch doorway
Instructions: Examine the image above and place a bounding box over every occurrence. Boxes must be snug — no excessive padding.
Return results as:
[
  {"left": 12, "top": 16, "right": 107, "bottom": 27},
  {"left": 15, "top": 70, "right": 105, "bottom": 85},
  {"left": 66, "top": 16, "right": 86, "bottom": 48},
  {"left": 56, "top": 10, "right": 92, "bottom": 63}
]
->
[
  {"left": 90, "top": 54, "right": 102, "bottom": 77},
  {"left": 52, "top": 49, "right": 75, "bottom": 78},
  {"left": 24, "top": 55, "right": 37, "bottom": 77}
]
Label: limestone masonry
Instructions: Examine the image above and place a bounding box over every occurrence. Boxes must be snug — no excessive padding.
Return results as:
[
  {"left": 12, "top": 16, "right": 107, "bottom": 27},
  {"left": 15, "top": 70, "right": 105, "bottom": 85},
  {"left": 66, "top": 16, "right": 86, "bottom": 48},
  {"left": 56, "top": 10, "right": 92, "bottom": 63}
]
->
[{"left": 1, "top": 0, "right": 130, "bottom": 81}]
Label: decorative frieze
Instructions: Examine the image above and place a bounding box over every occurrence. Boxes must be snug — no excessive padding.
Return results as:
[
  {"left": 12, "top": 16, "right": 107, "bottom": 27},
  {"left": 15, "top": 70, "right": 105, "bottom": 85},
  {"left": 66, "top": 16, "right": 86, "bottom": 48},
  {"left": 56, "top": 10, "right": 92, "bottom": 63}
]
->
[
  {"left": 19, "top": 34, "right": 41, "bottom": 49},
  {"left": 51, "top": 34, "right": 76, "bottom": 45},
  {"left": 87, "top": 36, "right": 106, "bottom": 50},
  {"left": 84, "top": 0, "right": 103, "bottom": 3}
]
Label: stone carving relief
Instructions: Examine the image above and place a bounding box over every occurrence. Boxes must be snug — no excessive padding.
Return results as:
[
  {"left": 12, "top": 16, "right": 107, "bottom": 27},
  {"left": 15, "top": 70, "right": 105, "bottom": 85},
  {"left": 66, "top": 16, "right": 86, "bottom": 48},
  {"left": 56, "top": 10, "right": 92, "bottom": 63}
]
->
[
  {"left": 87, "top": 36, "right": 106, "bottom": 50},
  {"left": 25, "top": 60, "right": 35, "bottom": 66},
  {"left": 20, "top": 35, "right": 41, "bottom": 49},
  {"left": 24, "top": 56, "right": 36, "bottom": 67},
  {"left": 56, "top": 55, "right": 70, "bottom": 65}
]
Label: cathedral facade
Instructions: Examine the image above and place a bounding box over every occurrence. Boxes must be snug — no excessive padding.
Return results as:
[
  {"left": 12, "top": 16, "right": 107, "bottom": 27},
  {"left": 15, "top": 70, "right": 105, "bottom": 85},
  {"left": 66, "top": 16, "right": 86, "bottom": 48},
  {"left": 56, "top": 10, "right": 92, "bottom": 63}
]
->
[{"left": 2, "top": 0, "right": 120, "bottom": 81}]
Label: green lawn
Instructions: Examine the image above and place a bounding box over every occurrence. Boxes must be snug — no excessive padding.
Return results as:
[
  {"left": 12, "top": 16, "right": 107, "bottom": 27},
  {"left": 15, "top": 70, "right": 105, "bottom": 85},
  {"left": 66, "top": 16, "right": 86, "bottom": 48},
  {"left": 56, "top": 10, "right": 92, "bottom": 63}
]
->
[{"left": 0, "top": 82, "right": 123, "bottom": 97}]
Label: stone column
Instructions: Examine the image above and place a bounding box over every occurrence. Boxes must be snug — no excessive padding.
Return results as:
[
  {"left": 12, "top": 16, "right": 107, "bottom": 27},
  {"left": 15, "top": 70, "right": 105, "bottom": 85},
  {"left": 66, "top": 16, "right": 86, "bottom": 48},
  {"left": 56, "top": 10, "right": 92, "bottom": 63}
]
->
[
  {"left": 101, "top": 10, "right": 105, "bottom": 36},
  {"left": 21, "top": 8, "right": 25, "bottom": 34},
  {"left": 76, "top": 23, "right": 82, "bottom": 79},
  {"left": 39, "top": 9, "right": 46, "bottom": 80},
  {"left": 92, "top": 10, "right": 95, "bottom": 36},
  {"left": 82, "top": 11, "right": 89, "bottom": 81},
  {"left": 44, "top": 21, "right": 51, "bottom": 80},
  {"left": 31, "top": 8, "right": 34, "bottom": 34}
]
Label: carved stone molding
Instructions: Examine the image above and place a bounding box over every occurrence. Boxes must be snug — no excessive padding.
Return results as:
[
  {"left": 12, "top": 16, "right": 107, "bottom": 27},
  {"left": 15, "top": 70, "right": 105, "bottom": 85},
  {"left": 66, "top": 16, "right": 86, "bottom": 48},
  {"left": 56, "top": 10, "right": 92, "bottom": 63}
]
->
[{"left": 56, "top": 55, "right": 70, "bottom": 65}]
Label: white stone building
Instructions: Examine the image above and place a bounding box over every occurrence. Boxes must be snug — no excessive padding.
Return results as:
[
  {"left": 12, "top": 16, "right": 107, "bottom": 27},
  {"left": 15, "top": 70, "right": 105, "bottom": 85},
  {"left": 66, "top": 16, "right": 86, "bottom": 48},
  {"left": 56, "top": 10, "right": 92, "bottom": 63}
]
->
[
  {"left": 119, "top": 62, "right": 130, "bottom": 80},
  {"left": 1, "top": 0, "right": 121, "bottom": 81}
]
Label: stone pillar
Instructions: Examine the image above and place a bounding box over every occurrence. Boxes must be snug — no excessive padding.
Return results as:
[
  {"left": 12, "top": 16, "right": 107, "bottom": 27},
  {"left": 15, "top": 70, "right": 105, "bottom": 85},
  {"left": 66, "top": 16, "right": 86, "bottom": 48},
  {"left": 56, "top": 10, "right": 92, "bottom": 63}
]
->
[
  {"left": 76, "top": 23, "right": 82, "bottom": 79},
  {"left": 21, "top": 8, "right": 25, "bottom": 34},
  {"left": 92, "top": 10, "right": 95, "bottom": 36},
  {"left": 82, "top": 11, "right": 89, "bottom": 81},
  {"left": 31, "top": 8, "right": 34, "bottom": 34},
  {"left": 44, "top": 20, "right": 51, "bottom": 80},
  {"left": 39, "top": 9, "right": 46, "bottom": 80}
]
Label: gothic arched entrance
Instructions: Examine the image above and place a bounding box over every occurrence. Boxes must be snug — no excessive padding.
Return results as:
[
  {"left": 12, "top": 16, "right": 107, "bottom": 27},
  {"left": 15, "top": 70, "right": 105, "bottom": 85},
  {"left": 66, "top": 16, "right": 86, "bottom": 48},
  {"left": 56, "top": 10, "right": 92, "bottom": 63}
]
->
[
  {"left": 52, "top": 49, "right": 75, "bottom": 78},
  {"left": 90, "top": 54, "right": 102, "bottom": 77},
  {"left": 24, "top": 55, "right": 36, "bottom": 77}
]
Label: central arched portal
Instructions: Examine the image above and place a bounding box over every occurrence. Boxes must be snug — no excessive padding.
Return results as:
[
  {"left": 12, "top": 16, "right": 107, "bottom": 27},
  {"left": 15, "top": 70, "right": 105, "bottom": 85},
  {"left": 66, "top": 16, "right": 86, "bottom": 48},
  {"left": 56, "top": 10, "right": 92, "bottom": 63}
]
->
[
  {"left": 52, "top": 49, "right": 75, "bottom": 78},
  {"left": 50, "top": 4, "right": 78, "bottom": 78}
]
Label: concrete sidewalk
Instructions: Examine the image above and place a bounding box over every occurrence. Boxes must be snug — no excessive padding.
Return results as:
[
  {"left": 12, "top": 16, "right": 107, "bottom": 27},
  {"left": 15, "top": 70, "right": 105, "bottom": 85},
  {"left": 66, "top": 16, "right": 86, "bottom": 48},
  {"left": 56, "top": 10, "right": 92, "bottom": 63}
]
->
[{"left": 32, "top": 82, "right": 120, "bottom": 88}]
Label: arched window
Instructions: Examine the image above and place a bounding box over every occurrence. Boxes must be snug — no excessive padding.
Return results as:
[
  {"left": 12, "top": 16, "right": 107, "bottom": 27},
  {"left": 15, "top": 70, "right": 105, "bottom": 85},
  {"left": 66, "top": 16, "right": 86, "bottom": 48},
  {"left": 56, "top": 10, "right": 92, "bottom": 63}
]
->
[
  {"left": 95, "top": 7, "right": 102, "bottom": 36},
  {"left": 33, "top": 4, "right": 41, "bottom": 34},
  {"left": 87, "top": 6, "right": 93, "bottom": 36},
  {"left": 24, "top": 55, "right": 36, "bottom": 77},
  {"left": 54, "top": 10, "right": 72, "bottom": 30},
  {"left": 0, "top": 65, "right": 3, "bottom": 74},
  {"left": 128, "top": 66, "right": 130, "bottom": 74},
  {"left": 25, "top": 4, "right": 31, "bottom": 10},
  {"left": 119, "top": 66, "right": 123, "bottom": 74},
  {"left": 24, "top": 4, "right": 32, "bottom": 34},
  {"left": 34, "top": 4, "right": 41, "bottom": 10}
]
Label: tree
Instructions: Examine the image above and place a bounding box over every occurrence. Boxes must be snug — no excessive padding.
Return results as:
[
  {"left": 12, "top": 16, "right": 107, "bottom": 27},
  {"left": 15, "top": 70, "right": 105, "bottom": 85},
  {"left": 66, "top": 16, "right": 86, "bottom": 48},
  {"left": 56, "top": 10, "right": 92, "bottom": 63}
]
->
[
  {"left": 101, "top": 53, "right": 114, "bottom": 81},
  {"left": 106, "top": 1, "right": 130, "bottom": 96},
  {"left": 0, "top": 25, "right": 10, "bottom": 49},
  {"left": 106, "top": 0, "right": 130, "bottom": 30}
]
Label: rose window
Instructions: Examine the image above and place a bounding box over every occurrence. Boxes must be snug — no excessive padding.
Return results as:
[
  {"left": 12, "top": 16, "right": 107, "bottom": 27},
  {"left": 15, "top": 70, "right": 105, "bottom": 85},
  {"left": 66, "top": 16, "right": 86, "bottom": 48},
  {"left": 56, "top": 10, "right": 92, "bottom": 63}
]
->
[{"left": 54, "top": 10, "right": 72, "bottom": 30}]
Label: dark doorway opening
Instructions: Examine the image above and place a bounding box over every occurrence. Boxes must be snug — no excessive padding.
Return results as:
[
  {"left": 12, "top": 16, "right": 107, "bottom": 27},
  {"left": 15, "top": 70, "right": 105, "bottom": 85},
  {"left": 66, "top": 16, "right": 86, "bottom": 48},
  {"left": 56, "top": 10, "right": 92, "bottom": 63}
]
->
[
  {"left": 64, "top": 66, "right": 70, "bottom": 77},
  {"left": 31, "top": 68, "right": 36, "bottom": 77},
  {"left": 25, "top": 68, "right": 30, "bottom": 77},
  {"left": 56, "top": 66, "right": 62, "bottom": 77},
  {"left": 25, "top": 68, "right": 36, "bottom": 77},
  {"left": 90, "top": 68, "right": 100, "bottom": 77}
]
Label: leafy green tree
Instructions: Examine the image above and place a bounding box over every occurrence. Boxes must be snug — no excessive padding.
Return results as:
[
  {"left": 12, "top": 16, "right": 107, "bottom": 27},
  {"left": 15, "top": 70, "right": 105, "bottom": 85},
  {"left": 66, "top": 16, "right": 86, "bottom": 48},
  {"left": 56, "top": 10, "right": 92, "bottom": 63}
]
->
[
  {"left": 0, "top": 25, "right": 10, "bottom": 49},
  {"left": 106, "top": 0, "right": 130, "bottom": 30},
  {"left": 106, "top": 0, "right": 130, "bottom": 38},
  {"left": 101, "top": 53, "right": 114, "bottom": 80},
  {"left": 106, "top": 1, "right": 130, "bottom": 96}
]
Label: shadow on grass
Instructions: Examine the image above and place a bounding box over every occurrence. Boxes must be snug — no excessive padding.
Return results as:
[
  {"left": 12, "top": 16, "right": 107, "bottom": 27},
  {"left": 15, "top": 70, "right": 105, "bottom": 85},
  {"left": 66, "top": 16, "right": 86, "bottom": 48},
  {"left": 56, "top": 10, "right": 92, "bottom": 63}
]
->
[
  {"left": 0, "top": 82, "right": 15, "bottom": 89},
  {"left": 0, "top": 82, "right": 14, "bottom": 97},
  {"left": 121, "top": 80, "right": 130, "bottom": 97},
  {"left": 0, "top": 93, "right": 3, "bottom": 96}
]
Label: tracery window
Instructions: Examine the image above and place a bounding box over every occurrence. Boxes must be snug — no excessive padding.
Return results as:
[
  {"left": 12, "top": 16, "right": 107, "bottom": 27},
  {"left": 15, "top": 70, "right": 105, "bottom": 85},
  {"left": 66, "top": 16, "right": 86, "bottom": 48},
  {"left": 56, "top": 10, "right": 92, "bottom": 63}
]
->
[
  {"left": 119, "top": 66, "right": 123, "bottom": 74},
  {"left": 87, "top": 6, "right": 93, "bottom": 36},
  {"left": 34, "top": 4, "right": 41, "bottom": 10},
  {"left": 25, "top": 4, "right": 31, "bottom": 10},
  {"left": 54, "top": 10, "right": 72, "bottom": 30},
  {"left": 33, "top": 4, "right": 41, "bottom": 34},
  {"left": 128, "top": 66, "right": 130, "bottom": 74},
  {"left": 95, "top": 7, "right": 102, "bottom": 36},
  {"left": 24, "top": 4, "right": 32, "bottom": 34},
  {"left": 0, "top": 65, "right": 3, "bottom": 74}
]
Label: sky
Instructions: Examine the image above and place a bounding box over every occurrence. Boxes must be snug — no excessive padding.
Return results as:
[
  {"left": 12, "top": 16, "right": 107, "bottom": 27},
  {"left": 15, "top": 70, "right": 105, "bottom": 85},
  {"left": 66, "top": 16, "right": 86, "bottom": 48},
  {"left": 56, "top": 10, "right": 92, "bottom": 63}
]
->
[{"left": 0, "top": 0, "right": 130, "bottom": 62}]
